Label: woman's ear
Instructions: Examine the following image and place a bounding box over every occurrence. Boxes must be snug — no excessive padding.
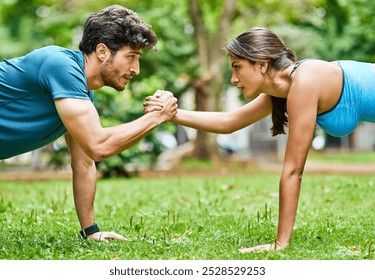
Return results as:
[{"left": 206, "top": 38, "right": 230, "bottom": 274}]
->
[{"left": 258, "top": 62, "right": 269, "bottom": 74}]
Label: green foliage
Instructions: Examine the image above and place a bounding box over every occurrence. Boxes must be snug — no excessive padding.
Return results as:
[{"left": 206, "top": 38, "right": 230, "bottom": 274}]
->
[
  {"left": 302, "top": 0, "right": 375, "bottom": 61},
  {"left": 0, "top": 0, "right": 84, "bottom": 58},
  {"left": 1, "top": 172, "right": 375, "bottom": 259},
  {"left": 128, "top": 0, "right": 199, "bottom": 97},
  {"left": 2, "top": 0, "right": 375, "bottom": 174}
]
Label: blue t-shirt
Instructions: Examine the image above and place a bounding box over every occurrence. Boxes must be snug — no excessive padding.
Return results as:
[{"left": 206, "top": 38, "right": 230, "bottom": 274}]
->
[{"left": 0, "top": 46, "right": 94, "bottom": 159}]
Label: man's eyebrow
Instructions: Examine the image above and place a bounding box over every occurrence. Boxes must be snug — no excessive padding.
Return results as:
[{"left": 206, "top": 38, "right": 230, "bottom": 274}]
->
[{"left": 130, "top": 51, "right": 143, "bottom": 56}]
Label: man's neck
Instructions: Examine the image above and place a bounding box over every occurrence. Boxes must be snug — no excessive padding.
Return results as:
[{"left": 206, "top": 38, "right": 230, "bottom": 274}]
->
[{"left": 84, "top": 53, "right": 103, "bottom": 91}]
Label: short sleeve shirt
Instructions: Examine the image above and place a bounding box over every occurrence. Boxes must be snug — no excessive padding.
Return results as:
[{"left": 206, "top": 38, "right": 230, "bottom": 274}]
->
[{"left": 0, "top": 46, "right": 94, "bottom": 159}]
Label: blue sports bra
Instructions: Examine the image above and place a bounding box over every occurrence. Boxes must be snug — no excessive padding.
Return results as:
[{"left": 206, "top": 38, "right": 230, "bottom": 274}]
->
[{"left": 290, "top": 59, "right": 375, "bottom": 137}]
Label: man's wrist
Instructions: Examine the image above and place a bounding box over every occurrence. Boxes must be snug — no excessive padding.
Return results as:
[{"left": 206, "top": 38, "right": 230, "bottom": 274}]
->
[{"left": 80, "top": 223, "right": 100, "bottom": 238}]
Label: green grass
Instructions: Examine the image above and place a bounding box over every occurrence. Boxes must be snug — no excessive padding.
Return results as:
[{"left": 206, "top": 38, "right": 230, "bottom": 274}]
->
[
  {"left": 308, "top": 150, "right": 375, "bottom": 163},
  {"left": 0, "top": 171, "right": 374, "bottom": 260}
]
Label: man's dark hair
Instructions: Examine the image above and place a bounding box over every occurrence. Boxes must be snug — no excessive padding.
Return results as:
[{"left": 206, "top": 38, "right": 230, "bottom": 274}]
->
[{"left": 79, "top": 5, "right": 157, "bottom": 54}]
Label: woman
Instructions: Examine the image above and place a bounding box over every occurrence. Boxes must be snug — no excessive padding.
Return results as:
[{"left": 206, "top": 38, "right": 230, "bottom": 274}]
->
[{"left": 145, "top": 27, "right": 375, "bottom": 252}]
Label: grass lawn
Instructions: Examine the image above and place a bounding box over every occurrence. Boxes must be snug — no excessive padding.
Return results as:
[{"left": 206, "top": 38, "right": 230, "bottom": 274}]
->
[
  {"left": 308, "top": 150, "right": 375, "bottom": 163},
  {"left": 0, "top": 167, "right": 374, "bottom": 260}
]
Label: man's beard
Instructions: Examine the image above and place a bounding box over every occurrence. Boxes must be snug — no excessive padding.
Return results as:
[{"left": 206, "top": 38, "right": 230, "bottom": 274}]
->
[{"left": 101, "top": 60, "right": 126, "bottom": 91}]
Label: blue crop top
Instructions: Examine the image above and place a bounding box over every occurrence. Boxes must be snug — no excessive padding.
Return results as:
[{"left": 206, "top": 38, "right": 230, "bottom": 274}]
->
[{"left": 291, "top": 60, "right": 375, "bottom": 137}]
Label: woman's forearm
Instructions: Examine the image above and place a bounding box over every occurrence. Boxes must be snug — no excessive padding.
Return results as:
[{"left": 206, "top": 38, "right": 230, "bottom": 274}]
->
[
  {"left": 172, "top": 94, "right": 272, "bottom": 134},
  {"left": 172, "top": 109, "right": 235, "bottom": 134},
  {"left": 276, "top": 172, "right": 302, "bottom": 246}
]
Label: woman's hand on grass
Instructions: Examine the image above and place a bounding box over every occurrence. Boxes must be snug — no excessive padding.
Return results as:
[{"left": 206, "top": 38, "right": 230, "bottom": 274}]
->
[
  {"left": 88, "top": 231, "right": 130, "bottom": 243},
  {"left": 239, "top": 241, "right": 287, "bottom": 253}
]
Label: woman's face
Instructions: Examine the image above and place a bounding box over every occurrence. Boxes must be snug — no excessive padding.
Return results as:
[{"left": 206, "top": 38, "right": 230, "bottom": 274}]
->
[{"left": 229, "top": 55, "right": 264, "bottom": 99}]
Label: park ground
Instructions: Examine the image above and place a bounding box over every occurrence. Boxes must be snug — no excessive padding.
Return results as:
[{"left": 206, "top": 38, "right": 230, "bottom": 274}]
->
[{"left": 2, "top": 155, "right": 375, "bottom": 181}]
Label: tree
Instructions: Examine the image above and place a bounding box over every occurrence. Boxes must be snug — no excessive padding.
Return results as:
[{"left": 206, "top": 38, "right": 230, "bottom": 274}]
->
[{"left": 187, "top": 0, "right": 237, "bottom": 159}]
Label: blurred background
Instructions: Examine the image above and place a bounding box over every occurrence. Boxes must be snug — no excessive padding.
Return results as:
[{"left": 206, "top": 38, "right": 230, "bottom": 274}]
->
[{"left": 2, "top": 0, "right": 375, "bottom": 177}]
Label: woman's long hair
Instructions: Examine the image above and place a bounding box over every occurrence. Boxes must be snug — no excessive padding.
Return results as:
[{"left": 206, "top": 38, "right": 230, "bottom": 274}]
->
[{"left": 226, "top": 27, "right": 296, "bottom": 136}]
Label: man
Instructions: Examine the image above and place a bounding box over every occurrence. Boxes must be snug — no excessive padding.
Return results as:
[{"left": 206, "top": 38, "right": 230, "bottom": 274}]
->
[{"left": 0, "top": 5, "right": 177, "bottom": 242}]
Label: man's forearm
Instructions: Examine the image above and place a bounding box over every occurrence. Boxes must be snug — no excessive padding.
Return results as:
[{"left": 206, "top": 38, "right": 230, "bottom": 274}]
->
[
  {"left": 72, "top": 160, "right": 97, "bottom": 229},
  {"left": 97, "top": 112, "right": 162, "bottom": 160},
  {"left": 56, "top": 92, "right": 177, "bottom": 163}
]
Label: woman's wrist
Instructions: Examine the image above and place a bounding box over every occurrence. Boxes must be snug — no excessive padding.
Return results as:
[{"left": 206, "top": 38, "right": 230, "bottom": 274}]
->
[{"left": 274, "top": 240, "right": 289, "bottom": 249}]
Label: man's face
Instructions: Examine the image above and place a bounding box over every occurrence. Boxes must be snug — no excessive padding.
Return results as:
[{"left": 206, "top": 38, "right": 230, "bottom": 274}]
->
[{"left": 101, "top": 46, "right": 142, "bottom": 91}]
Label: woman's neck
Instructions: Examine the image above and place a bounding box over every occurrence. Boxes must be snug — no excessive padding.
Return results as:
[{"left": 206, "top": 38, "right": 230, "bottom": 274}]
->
[{"left": 262, "top": 65, "right": 294, "bottom": 98}]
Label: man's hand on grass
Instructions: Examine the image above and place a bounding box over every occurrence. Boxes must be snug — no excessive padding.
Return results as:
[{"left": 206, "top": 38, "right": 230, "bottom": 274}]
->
[{"left": 88, "top": 231, "right": 130, "bottom": 243}]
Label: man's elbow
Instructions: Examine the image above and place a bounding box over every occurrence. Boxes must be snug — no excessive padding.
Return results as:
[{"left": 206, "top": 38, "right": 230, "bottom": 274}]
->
[
  {"left": 89, "top": 150, "right": 111, "bottom": 162},
  {"left": 85, "top": 144, "right": 113, "bottom": 162}
]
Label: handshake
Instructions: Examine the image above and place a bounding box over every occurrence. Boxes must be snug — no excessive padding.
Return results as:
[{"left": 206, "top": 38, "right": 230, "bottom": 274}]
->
[{"left": 143, "top": 90, "right": 178, "bottom": 123}]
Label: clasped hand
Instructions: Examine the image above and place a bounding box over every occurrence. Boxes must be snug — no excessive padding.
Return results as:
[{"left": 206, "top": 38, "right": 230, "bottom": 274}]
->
[{"left": 144, "top": 90, "right": 177, "bottom": 121}]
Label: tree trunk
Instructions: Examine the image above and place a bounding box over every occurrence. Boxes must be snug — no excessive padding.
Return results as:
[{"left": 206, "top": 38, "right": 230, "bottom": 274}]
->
[
  {"left": 187, "top": 0, "right": 237, "bottom": 159},
  {"left": 193, "top": 74, "right": 212, "bottom": 159}
]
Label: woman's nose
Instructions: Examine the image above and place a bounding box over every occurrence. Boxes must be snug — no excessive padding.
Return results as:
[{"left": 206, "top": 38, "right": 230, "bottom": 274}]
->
[{"left": 231, "top": 74, "right": 239, "bottom": 85}]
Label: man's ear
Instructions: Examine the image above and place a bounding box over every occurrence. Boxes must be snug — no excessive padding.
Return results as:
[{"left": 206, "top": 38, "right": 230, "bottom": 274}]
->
[{"left": 96, "top": 43, "right": 110, "bottom": 61}]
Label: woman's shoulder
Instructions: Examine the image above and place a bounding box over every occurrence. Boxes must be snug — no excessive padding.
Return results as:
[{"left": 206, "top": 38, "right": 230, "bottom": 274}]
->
[
  {"left": 290, "top": 59, "right": 341, "bottom": 85},
  {"left": 290, "top": 59, "right": 333, "bottom": 76}
]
